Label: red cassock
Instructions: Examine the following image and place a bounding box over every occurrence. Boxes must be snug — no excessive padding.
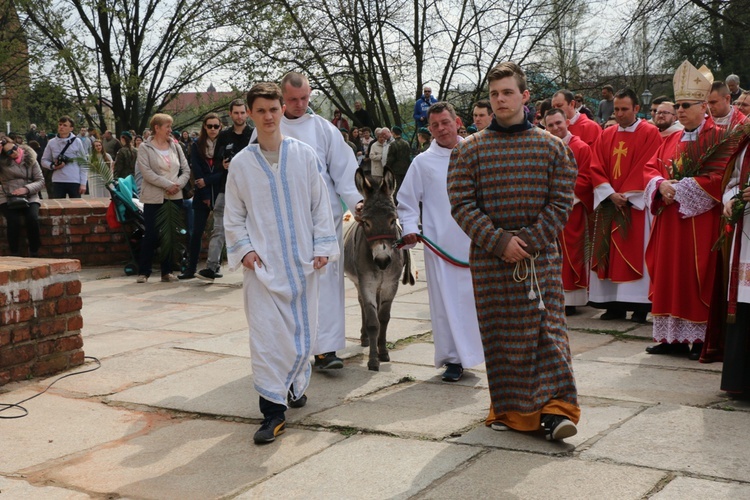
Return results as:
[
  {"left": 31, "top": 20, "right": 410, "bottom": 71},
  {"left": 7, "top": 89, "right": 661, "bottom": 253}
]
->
[
  {"left": 569, "top": 113, "right": 602, "bottom": 147},
  {"left": 644, "top": 118, "right": 728, "bottom": 324},
  {"left": 560, "top": 135, "right": 593, "bottom": 292},
  {"left": 590, "top": 121, "right": 663, "bottom": 282}
]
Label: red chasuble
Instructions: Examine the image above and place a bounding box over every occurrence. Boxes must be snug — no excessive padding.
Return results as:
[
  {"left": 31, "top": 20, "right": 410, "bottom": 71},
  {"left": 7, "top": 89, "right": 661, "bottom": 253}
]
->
[
  {"left": 569, "top": 113, "right": 602, "bottom": 146},
  {"left": 560, "top": 135, "right": 593, "bottom": 292},
  {"left": 644, "top": 118, "right": 732, "bottom": 324},
  {"left": 590, "top": 120, "right": 662, "bottom": 282}
]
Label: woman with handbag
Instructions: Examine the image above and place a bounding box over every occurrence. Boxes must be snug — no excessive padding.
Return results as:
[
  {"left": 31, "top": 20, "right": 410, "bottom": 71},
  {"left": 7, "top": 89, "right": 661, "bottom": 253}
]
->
[
  {"left": 0, "top": 138, "right": 45, "bottom": 257},
  {"left": 178, "top": 113, "right": 221, "bottom": 280},
  {"left": 135, "top": 114, "right": 191, "bottom": 283}
]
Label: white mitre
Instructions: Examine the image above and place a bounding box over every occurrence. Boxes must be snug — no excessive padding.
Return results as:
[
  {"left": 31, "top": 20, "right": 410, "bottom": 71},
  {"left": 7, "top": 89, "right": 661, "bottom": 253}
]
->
[{"left": 673, "top": 60, "right": 714, "bottom": 101}]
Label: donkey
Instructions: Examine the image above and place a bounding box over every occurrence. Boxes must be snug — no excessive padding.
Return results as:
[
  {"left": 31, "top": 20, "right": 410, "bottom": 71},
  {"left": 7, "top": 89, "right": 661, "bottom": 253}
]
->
[{"left": 344, "top": 167, "right": 415, "bottom": 371}]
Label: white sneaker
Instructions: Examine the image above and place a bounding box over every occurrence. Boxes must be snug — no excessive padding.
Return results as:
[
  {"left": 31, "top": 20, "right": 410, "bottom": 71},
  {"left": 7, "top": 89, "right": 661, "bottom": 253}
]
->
[
  {"left": 136, "top": 275, "right": 148, "bottom": 283},
  {"left": 161, "top": 274, "right": 178, "bottom": 283},
  {"left": 490, "top": 422, "right": 510, "bottom": 431}
]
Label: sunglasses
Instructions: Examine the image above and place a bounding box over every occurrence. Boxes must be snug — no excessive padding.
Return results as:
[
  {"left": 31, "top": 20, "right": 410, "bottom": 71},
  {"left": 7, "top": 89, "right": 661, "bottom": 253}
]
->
[
  {"left": 675, "top": 101, "right": 704, "bottom": 109},
  {"left": 205, "top": 124, "right": 221, "bottom": 130},
  {"left": 2, "top": 144, "right": 18, "bottom": 156}
]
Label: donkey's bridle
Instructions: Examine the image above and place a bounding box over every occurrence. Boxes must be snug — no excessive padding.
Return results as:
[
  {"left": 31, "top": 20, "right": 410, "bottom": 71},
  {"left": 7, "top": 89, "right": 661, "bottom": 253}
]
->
[{"left": 359, "top": 221, "right": 398, "bottom": 243}]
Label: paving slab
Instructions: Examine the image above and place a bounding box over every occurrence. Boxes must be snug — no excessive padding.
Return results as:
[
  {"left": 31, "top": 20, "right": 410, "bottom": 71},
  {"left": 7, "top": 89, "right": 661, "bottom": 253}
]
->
[
  {"left": 454, "top": 399, "right": 645, "bottom": 453},
  {"left": 79, "top": 296, "right": 146, "bottom": 324},
  {"left": 81, "top": 329, "right": 201, "bottom": 359},
  {"left": 344, "top": 317, "right": 433, "bottom": 344},
  {"left": 0, "top": 391, "right": 149, "bottom": 473},
  {"left": 628, "top": 324, "right": 656, "bottom": 339},
  {"left": 237, "top": 434, "right": 479, "bottom": 499},
  {"left": 387, "top": 340, "right": 436, "bottom": 366},
  {"left": 567, "top": 307, "right": 640, "bottom": 333},
  {"left": 583, "top": 404, "right": 750, "bottom": 482},
  {"left": 0, "top": 476, "right": 92, "bottom": 499},
  {"left": 575, "top": 339, "right": 723, "bottom": 373},
  {"left": 419, "top": 449, "right": 665, "bottom": 499},
  {"left": 568, "top": 329, "right": 617, "bottom": 355},
  {"left": 105, "top": 304, "right": 226, "bottom": 331},
  {"left": 393, "top": 288, "right": 431, "bottom": 304},
  {"left": 41, "top": 347, "right": 220, "bottom": 397},
  {"left": 709, "top": 397, "right": 750, "bottom": 412},
  {"left": 40, "top": 419, "right": 344, "bottom": 500},
  {"left": 107, "top": 357, "right": 259, "bottom": 418},
  {"left": 573, "top": 358, "right": 724, "bottom": 406},
  {"left": 157, "top": 308, "right": 250, "bottom": 335},
  {"left": 651, "top": 476, "right": 750, "bottom": 499},
  {"left": 305, "top": 381, "right": 489, "bottom": 439},
  {"left": 174, "top": 330, "right": 251, "bottom": 357}
]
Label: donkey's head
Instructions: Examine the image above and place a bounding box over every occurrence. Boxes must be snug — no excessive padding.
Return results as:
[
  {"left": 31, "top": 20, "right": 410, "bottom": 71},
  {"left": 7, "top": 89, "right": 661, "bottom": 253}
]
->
[{"left": 355, "top": 167, "right": 399, "bottom": 270}]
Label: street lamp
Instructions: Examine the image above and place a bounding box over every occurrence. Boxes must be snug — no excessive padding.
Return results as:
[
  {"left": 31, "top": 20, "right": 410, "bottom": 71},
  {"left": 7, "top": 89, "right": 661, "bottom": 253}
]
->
[{"left": 641, "top": 89, "right": 653, "bottom": 119}]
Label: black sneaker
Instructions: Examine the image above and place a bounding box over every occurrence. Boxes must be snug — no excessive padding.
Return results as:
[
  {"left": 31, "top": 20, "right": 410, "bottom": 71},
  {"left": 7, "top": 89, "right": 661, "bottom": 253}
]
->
[
  {"left": 314, "top": 352, "right": 344, "bottom": 370},
  {"left": 541, "top": 414, "right": 577, "bottom": 441},
  {"left": 442, "top": 363, "right": 463, "bottom": 382},
  {"left": 178, "top": 271, "right": 195, "bottom": 280},
  {"left": 288, "top": 392, "right": 307, "bottom": 408},
  {"left": 253, "top": 415, "right": 286, "bottom": 444},
  {"left": 196, "top": 268, "right": 216, "bottom": 283},
  {"left": 214, "top": 272, "right": 223, "bottom": 279}
]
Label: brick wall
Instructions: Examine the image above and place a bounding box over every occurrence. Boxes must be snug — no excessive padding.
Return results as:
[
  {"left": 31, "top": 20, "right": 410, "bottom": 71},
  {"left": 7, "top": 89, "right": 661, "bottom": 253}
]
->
[
  {"left": 0, "top": 258, "right": 84, "bottom": 386},
  {"left": 0, "top": 198, "right": 132, "bottom": 266}
]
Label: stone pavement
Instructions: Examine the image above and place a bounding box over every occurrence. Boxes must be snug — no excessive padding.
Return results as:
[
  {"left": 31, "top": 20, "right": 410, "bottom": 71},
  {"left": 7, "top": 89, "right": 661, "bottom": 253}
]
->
[{"left": 1, "top": 247, "right": 749, "bottom": 499}]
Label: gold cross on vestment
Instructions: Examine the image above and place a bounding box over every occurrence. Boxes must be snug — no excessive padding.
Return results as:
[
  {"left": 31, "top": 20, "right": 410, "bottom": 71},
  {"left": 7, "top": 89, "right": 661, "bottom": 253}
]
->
[
  {"left": 612, "top": 141, "right": 628, "bottom": 179},
  {"left": 694, "top": 77, "right": 702, "bottom": 85}
]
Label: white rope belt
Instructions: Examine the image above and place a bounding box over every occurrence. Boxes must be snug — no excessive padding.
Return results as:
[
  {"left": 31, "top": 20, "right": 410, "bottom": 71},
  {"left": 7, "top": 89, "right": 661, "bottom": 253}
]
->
[{"left": 512, "top": 252, "right": 545, "bottom": 310}]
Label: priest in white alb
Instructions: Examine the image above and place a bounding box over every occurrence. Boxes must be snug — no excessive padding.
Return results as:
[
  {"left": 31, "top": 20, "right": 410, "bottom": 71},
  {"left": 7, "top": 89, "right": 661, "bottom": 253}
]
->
[{"left": 398, "top": 101, "right": 484, "bottom": 382}]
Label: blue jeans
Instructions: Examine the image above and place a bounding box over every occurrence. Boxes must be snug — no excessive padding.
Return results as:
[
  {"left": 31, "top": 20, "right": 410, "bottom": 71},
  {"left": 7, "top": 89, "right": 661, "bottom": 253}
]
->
[{"left": 186, "top": 200, "right": 212, "bottom": 274}]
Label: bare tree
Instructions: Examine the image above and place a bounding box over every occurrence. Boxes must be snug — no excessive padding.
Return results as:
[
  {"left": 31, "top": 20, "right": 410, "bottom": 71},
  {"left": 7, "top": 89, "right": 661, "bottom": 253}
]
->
[
  {"left": 16, "top": 0, "right": 243, "bottom": 133},
  {"left": 227, "top": 0, "right": 582, "bottom": 129}
]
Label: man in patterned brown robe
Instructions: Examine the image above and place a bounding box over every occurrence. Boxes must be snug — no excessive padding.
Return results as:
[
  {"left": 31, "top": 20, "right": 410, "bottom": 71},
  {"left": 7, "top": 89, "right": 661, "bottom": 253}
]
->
[{"left": 448, "top": 62, "right": 580, "bottom": 441}]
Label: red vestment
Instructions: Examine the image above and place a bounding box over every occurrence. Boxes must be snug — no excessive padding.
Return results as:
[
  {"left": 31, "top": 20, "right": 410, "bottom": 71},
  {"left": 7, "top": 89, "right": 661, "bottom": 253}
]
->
[
  {"left": 590, "top": 120, "right": 662, "bottom": 282},
  {"left": 569, "top": 113, "right": 602, "bottom": 146},
  {"left": 560, "top": 135, "right": 593, "bottom": 292},
  {"left": 644, "top": 118, "right": 732, "bottom": 330}
]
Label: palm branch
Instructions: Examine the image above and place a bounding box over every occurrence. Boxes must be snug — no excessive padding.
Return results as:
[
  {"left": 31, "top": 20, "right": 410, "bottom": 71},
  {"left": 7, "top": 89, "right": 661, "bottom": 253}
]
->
[
  {"left": 156, "top": 200, "right": 186, "bottom": 264},
  {"left": 670, "top": 122, "right": 750, "bottom": 180},
  {"left": 72, "top": 151, "right": 115, "bottom": 186},
  {"left": 587, "top": 200, "right": 631, "bottom": 274}
]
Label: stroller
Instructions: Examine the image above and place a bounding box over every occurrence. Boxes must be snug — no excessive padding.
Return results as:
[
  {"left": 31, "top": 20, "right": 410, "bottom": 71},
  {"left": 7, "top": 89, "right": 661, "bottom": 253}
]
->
[
  {"left": 105, "top": 175, "right": 190, "bottom": 276},
  {"left": 106, "top": 175, "right": 144, "bottom": 276}
]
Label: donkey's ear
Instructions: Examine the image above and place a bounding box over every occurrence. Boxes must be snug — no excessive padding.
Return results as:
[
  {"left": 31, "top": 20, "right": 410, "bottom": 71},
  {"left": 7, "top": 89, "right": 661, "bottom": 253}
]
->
[
  {"left": 381, "top": 167, "right": 396, "bottom": 196},
  {"left": 354, "top": 167, "right": 371, "bottom": 195}
]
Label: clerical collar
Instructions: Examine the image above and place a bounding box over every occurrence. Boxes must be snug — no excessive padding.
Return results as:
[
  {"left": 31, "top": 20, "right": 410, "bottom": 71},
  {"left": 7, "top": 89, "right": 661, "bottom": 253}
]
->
[
  {"left": 569, "top": 111, "right": 581, "bottom": 125},
  {"left": 488, "top": 118, "right": 533, "bottom": 134},
  {"left": 712, "top": 108, "right": 733, "bottom": 127},
  {"left": 681, "top": 119, "right": 706, "bottom": 142},
  {"left": 562, "top": 132, "right": 572, "bottom": 145},
  {"left": 617, "top": 119, "right": 640, "bottom": 132}
]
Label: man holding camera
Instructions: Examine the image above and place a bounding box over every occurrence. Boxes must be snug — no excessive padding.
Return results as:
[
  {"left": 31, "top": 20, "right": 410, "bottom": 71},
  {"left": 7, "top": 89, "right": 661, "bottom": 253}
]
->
[
  {"left": 41, "top": 116, "right": 88, "bottom": 198},
  {"left": 195, "top": 98, "right": 254, "bottom": 283}
]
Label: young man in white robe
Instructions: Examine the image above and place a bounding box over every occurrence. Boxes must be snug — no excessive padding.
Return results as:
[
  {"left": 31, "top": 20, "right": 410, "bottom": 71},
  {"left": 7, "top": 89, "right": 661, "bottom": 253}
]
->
[
  {"left": 276, "top": 72, "right": 363, "bottom": 371},
  {"left": 397, "top": 101, "right": 484, "bottom": 382},
  {"left": 224, "top": 82, "right": 339, "bottom": 445}
]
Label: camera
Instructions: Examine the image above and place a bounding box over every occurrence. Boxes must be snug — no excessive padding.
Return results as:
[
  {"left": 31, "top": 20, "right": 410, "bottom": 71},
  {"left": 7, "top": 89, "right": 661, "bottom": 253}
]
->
[
  {"left": 55, "top": 154, "right": 71, "bottom": 167},
  {"left": 223, "top": 144, "right": 235, "bottom": 163}
]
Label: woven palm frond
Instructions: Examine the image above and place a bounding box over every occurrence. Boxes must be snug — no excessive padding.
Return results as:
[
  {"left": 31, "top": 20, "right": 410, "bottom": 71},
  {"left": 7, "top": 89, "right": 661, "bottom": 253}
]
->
[
  {"left": 671, "top": 122, "right": 749, "bottom": 180},
  {"left": 73, "top": 152, "right": 115, "bottom": 187},
  {"left": 156, "top": 201, "right": 186, "bottom": 264},
  {"left": 587, "top": 201, "right": 631, "bottom": 274}
]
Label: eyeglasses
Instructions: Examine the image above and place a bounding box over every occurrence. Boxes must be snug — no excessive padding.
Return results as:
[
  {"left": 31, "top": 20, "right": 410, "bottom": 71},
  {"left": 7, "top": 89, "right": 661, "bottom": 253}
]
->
[
  {"left": 2, "top": 144, "right": 18, "bottom": 156},
  {"left": 654, "top": 111, "right": 675, "bottom": 116},
  {"left": 675, "top": 101, "right": 704, "bottom": 109},
  {"left": 205, "top": 124, "right": 221, "bottom": 130}
]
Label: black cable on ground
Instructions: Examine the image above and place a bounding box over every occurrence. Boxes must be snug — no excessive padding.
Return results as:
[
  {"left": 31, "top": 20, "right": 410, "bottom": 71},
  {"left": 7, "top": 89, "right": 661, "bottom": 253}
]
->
[{"left": 0, "top": 356, "right": 102, "bottom": 419}]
